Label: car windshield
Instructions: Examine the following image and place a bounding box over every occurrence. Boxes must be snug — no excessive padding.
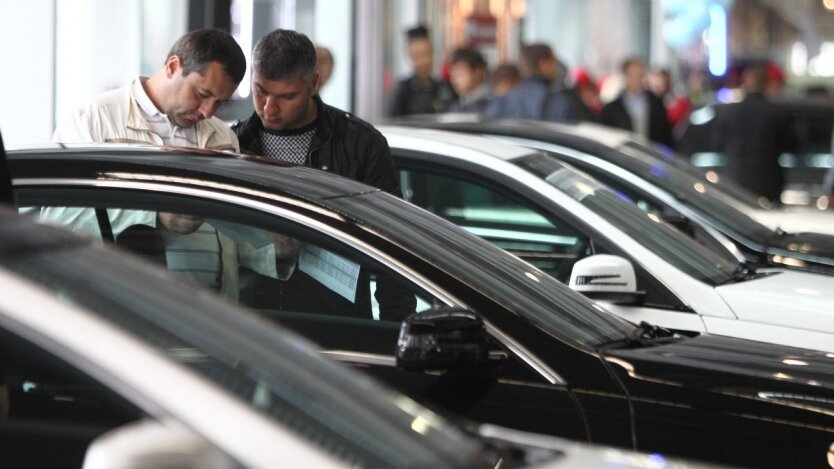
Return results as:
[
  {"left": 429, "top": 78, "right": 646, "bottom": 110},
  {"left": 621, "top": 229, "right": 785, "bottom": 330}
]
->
[
  {"left": 620, "top": 140, "right": 769, "bottom": 210},
  {"left": 515, "top": 154, "right": 739, "bottom": 286},
  {"left": 0, "top": 220, "right": 484, "bottom": 469},
  {"left": 613, "top": 142, "right": 777, "bottom": 246},
  {"left": 323, "top": 192, "right": 637, "bottom": 347}
]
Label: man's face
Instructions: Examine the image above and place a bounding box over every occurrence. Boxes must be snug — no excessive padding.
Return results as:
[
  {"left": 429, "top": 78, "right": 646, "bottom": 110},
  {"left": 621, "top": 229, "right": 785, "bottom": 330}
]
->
[
  {"left": 163, "top": 57, "right": 238, "bottom": 128},
  {"left": 624, "top": 62, "right": 646, "bottom": 94},
  {"left": 252, "top": 71, "right": 319, "bottom": 131},
  {"left": 450, "top": 62, "right": 484, "bottom": 95},
  {"left": 407, "top": 39, "right": 433, "bottom": 78},
  {"left": 157, "top": 212, "right": 205, "bottom": 235}
]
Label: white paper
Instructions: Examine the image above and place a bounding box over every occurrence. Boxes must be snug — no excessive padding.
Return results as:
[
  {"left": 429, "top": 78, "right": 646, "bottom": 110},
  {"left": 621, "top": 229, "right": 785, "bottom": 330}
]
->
[{"left": 299, "top": 245, "right": 360, "bottom": 303}]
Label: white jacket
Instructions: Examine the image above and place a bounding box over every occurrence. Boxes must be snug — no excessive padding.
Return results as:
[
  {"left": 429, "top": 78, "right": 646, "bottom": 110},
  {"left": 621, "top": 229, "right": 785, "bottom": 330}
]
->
[{"left": 53, "top": 78, "right": 239, "bottom": 151}]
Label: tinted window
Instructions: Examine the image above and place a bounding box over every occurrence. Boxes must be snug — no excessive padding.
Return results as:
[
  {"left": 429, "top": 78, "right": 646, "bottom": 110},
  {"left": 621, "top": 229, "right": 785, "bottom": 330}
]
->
[
  {"left": 516, "top": 155, "right": 738, "bottom": 286},
  {"left": 1, "top": 218, "right": 481, "bottom": 468}
]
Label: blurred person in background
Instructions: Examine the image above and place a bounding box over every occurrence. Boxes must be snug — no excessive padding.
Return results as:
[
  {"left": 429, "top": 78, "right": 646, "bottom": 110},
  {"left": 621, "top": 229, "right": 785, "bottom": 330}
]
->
[
  {"left": 315, "top": 46, "right": 334, "bottom": 90},
  {"left": 448, "top": 47, "right": 491, "bottom": 113},
  {"left": 485, "top": 44, "right": 594, "bottom": 123},
  {"left": 388, "top": 25, "right": 456, "bottom": 116},
  {"left": 490, "top": 63, "right": 522, "bottom": 97},
  {"left": 713, "top": 64, "right": 795, "bottom": 204},
  {"left": 573, "top": 68, "right": 602, "bottom": 118},
  {"left": 601, "top": 57, "right": 674, "bottom": 147}
]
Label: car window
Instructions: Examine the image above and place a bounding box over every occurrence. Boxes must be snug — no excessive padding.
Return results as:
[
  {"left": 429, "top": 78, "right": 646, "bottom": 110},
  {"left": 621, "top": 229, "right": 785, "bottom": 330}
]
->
[
  {"left": 0, "top": 325, "right": 143, "bottom": 469},
  {"left": 19, "top": 193, "right": 434, "bottom": 355},
  {"left": 399, "top": 165, "right": 591, "bottom": 283},
  {"left": 2, "top": 212, "right": 482, "bottom": 468}
]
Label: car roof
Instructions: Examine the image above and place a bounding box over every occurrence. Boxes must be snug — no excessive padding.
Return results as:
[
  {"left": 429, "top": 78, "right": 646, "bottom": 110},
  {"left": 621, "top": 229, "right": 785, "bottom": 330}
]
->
[
  {"left": 377, "top": 125, "right": 538, "bottom": 161},
  {"left": 385, "top": 115, "right": 637, "bottom": 149},
  {"left": 7, "top": 144, "right": 377, "bottom": 200}
]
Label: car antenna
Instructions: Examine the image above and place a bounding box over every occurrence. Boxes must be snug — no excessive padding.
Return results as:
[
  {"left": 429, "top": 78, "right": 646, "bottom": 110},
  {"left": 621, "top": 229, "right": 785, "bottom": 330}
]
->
[{"left": 0, "top": 130, "right": 13, "bottom": 205}]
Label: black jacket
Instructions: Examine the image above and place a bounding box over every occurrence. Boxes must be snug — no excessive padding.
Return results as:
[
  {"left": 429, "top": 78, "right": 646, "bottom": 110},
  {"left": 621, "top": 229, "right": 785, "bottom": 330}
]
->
[
  {"left": 389, "top": 75, "right": 456, "bottom": 117},
  {"left": 601, "top": 90, "right": 674, "bottom": 148},
  {"left": 233, "top": 96, "right": 400, "bottom": 196},
  {"left": 713, "top": 92, "right": 794, "bottom": 202}
]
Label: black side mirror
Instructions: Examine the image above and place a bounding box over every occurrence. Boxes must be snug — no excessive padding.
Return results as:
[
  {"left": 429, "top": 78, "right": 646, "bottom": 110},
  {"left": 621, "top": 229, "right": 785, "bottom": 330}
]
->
[{"left": 396, "top": 308, "right": 491, "bottom": 371}]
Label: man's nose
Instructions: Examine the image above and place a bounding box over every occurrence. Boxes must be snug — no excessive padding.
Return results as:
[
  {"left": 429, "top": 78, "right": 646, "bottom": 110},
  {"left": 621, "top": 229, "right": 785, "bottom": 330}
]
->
[
  {"left": 264, "top": 96, "right": 279, "bottom": 114},
  {"left": 199, "top": 100, "right": 220, "bottom": 119}
]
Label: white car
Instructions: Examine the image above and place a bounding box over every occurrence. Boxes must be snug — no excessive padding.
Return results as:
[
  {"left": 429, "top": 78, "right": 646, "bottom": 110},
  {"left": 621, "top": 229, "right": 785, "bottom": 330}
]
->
[
  {"left": 390, "top": 115, "right": 834, "bottom": 274},
  {"left": 382, "top": 126, "right": 834, "bottom": 354}
]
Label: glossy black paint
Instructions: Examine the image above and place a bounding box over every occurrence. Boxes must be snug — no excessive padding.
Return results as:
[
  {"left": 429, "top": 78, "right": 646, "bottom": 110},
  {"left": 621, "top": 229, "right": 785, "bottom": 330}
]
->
[
  {"left": 389, "top": 116, "right": 834, "bottom": 275},
  {"left": 8, "top": 146, "right": 834, "bottom": 468}
]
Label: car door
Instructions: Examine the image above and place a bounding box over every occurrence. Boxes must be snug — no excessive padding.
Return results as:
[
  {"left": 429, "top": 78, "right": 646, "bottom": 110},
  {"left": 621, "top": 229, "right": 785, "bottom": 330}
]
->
[
  {"left": 14, "top": 183, "right": 591, "bottom": 442},
  {"left": 395, "top": 156, "right": 705, "bottom": 334}
]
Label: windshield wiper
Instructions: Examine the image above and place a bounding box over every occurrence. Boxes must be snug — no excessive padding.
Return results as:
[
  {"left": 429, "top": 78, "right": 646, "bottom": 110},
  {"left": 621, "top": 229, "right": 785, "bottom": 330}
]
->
[{"left": 599, "top": 321, "right": 680, "bottom": 349}]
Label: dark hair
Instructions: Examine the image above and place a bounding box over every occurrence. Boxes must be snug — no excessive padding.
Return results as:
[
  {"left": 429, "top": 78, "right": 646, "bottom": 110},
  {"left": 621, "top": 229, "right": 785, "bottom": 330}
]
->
[
  {"left": 406, "top": 25, "right": 429, "bottom": 42},
  {"left": 167, "top": 29, "right": 246, "bottom": 84},
  {"left": 491, "top": 63, "right": 521, "bottom": 86},
  {"left": 253, "top": 29, "right": 317, "bottom": 82},
  {"left": 520, "top": 44, "right": 555, "bottom": 77},
  {"left": 620, "top": 57, "right": 646, "bottom": 74},
  {"left": 451, "top": 48, "right": 486, "bottom": 70}
]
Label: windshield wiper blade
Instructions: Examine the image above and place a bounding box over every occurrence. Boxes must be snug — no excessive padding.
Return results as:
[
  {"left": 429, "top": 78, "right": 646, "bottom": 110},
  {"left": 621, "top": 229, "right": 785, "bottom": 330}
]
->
[{"left": 633, "top": 321, "right": 676, "bottom": 340}]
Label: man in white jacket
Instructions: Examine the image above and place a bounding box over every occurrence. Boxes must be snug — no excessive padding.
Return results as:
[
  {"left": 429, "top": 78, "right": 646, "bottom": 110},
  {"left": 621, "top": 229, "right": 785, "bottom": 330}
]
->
[
  {"left": 53, "top": 28, "right": 244, "bottom": 150},
  {"left": 42, "top": 29, "right": 281, "bottom": 300}
]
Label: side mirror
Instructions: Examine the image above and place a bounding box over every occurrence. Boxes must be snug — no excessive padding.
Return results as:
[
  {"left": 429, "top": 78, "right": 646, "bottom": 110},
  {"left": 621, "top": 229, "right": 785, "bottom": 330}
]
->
[
  {"left": 569, "top": 254, "right": 645, "bottom": 305},
  {"left": 83, "top": 419, "right": 235, "bottom": 469},
  {"left": 396, "top": 308, "right": 492, "bottom": 371}
]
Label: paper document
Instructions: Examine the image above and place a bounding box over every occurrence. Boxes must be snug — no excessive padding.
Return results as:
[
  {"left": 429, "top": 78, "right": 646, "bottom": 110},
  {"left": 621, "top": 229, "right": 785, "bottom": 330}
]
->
[{"left": 299, "top": 246, "right": 360, "bottom": 303}]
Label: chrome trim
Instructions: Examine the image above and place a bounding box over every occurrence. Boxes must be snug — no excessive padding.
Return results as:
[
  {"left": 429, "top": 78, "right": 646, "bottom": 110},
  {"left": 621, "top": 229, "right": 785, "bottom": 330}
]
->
[
  {"left": 16, "top": 177, "right": 565, "bottom": 386},
  {"left": 484, "top": 320, "right": 565, "bottom": 385},
  {"left": 322, "top": 350, "right": 396, "bottom": 366}
]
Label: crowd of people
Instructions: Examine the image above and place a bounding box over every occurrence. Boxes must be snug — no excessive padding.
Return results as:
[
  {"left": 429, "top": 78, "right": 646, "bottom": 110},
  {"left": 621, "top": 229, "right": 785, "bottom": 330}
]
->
[{"left": 387, "top": 24, "right": 834, "bottom": 207}]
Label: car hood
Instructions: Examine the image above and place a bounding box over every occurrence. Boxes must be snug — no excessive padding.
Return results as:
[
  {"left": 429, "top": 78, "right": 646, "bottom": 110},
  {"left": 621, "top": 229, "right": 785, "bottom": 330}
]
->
[
  {"left": 606, "top": 334, "right": 834, "bottom": 403},
  {"left": 715, "top": 270, "right": 834, "bottom": 334},
  {"left": 750, "top": 208, "right": 834, "bottom": 237}
]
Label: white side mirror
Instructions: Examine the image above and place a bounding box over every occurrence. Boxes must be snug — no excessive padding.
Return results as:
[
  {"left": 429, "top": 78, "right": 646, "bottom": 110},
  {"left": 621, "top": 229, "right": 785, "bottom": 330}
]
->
[
  {"left": 83, "top": 419, "right": 235, "bottom": 469},
  {"left": 569, "top": 254, "right": 645, "bottom": 305}
]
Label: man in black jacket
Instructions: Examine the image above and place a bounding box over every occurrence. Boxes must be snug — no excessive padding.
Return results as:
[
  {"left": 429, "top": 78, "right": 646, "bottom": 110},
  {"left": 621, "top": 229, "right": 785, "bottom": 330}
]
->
[
  {"left": 601, "top": 57, "right": 674, "bottom": 148},
  {"left": 233, "top": 29, "right": 413, "bottom": 320},
  {"left": 233, "top": 29, "right": 400, "bottom": 196}
]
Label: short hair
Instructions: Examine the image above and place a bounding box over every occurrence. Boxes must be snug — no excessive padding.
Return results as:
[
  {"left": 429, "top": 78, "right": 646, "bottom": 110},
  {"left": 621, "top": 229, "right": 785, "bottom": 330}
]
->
[
  {"left": 167, "top": 29, "right": 246, "bottom": 84},
  {"left": 406, "top": 25, "right": 429, "bottom": 42},
  {"left": 253, "top": 29, "right": 318, "bottom": 82},
  {"left": 621, "top": 57, "right": 646, "bottom": 74},
  {"left": 491, "top": 63, "right": 521, "bottom": 86},
  {"left": 451, "top": 48, "right": 486, "bottom": 70},
  {"left": 520, "top": 44, "right": 555, "bottom": 77}
]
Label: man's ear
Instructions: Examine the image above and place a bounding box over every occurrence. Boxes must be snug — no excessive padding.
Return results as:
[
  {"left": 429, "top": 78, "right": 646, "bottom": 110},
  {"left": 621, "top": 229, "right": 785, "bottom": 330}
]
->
[
  {"left": 165, "top": 55, "right": 182, "bottom": 79},
  {"left": 310, "top": 71, "right": 321, "bottom": 95}
]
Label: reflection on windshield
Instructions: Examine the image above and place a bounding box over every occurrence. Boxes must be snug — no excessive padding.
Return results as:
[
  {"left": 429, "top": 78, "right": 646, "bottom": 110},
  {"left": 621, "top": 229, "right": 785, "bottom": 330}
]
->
[
  {"left": 617, "top": 143, "right": 777, "bottom": 246},
  {"left": 521, "top": 156, "right": 738, "bottom": 286}
]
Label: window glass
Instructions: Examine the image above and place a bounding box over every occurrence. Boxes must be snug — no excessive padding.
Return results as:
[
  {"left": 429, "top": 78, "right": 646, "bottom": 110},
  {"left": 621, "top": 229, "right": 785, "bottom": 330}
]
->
[
  {"left": 4, "top": 204, "right": 480, "bottom": 468},
  {"left": 0, "top": 326, "right": 142, "bottom": 469},
  {"left": 400, "top": 167, "right": 591, "bottom": 283},
  {"left": 516, "top": 155, "right": 739, "bottom": 286}
]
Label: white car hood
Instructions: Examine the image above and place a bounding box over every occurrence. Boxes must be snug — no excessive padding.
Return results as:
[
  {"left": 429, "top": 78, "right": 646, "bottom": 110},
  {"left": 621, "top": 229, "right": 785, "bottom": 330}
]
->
[
  {"left": 750, "top": 208, "right": 834, "bottom": 236},
  {"left": 715, "top": 270, "right": 834, "bottom": 333}
]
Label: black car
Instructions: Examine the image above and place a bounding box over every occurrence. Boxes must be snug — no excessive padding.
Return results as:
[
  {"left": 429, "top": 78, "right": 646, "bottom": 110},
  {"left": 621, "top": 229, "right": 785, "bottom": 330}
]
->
[
  {"left": 7, "top": 144, "right": 834, "bottom": 468},
  {"left": 389, "top": 114, "right": 834, "bottom": 275}
]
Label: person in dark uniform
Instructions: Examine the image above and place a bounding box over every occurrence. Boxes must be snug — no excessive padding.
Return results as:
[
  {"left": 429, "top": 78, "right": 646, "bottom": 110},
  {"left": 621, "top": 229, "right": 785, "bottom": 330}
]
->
[
  {"left": 388, "top": 25, "right": 456, "bottom": 117},
  {"left": 713, "top": 65, "right": 795, "bottom": 204}
]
